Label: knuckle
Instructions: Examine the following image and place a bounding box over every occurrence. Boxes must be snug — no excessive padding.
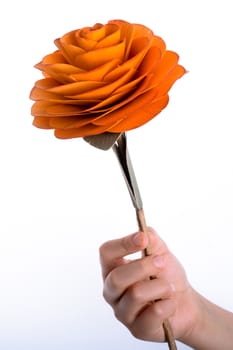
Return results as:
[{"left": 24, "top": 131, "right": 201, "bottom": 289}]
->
[
  {"left": 113, "top": 305, "right": 132, "bottom": 326},
  {"left": 135, "top": 257, "right": 150, "bottom": 276},
  {"left": 153, "top": 303, "right": 164, "bottom": 318},
  {"left": 164, "top": 280, "right": 176, "bottom": 299},
  {"left": 99, "top": 242, "right": 108, "bottom": 260},
  {"left": 106, "top": 269, "right": 120, "bottom": 290},
  {"left": 158, "top": 279, "right": 175, "bottom": 299},
  {"left": 121, "top": 235, "right": 133, "bottom": 254},
  {"left": 152, "top": 299, "right": 176, "bottom": 322},
  {"left": 113, "top": 307, "right": 126, "bottom": 324},
  {"left": 127, "top": 283, "right": 144, "bottom": 303},
  {"left": 102, "top": 269, "right": 121, "bottom": 304},
  {"left": 99, "top": 241, "right": 113, "bottom": 261}
]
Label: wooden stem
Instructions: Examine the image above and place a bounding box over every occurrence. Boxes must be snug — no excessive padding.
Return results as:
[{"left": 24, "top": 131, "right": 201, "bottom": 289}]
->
[
  {"left": 112, "top": 134, "right": 177, "bottom": 350},
  {"left": 136, "top": 208, "right": 177, "bottom": 350}
]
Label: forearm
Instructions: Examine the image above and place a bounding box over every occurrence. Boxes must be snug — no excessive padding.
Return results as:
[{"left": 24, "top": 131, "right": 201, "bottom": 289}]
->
[{"left": 180, "top": 289, "right": 233, "bottom": 350}]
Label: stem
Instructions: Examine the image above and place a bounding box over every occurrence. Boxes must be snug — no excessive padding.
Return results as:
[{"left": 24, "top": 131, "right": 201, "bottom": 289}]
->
[
  {"left": 163, "top": 320, "right": 177, "bottom": 350},
  {"left": 113, "top": 133, "right": 177, "bottom": 350},
  {"left": 136, "top": 208, "right": 177, "bottom": 350},
  {"left": 136, "top": 208, "right": 153, "bottom": 256}
]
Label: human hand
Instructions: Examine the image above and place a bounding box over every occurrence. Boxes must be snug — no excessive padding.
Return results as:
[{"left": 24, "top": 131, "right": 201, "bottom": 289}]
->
[{"left": 99, "top": 228, "right": 199, "bottom": 343}]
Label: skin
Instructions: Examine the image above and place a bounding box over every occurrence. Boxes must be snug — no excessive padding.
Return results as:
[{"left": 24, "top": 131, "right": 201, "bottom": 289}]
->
[{"left": 99, "top": 228, "right": 233, "bottom": 349}]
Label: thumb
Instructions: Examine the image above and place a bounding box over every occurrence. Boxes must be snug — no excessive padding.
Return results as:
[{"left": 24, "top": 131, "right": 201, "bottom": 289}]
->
[{"left": 145, "top": 227, "right": 168, "bottom": 256}]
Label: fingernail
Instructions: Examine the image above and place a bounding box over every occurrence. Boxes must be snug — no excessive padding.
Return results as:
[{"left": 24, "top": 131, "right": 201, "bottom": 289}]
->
[
  {"left": 153, "top": 255, "right": 164, "bottom": 268},
  {"left": 132, "top": 232, "right": 143, "bottom": 246}
]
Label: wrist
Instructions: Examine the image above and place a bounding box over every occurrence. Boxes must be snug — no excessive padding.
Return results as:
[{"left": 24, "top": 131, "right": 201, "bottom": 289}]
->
[
  {"left": 177, "top": 288, "right": 206, "bottom": 347},
  {"left": 179, "top": 288, "right": 233, "bottom": 350}
]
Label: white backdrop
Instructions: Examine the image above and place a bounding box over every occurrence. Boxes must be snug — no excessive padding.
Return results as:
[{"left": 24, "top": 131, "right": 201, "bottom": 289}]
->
[{"left": 0, "top": 1, "right": 232, "bottom": 349}]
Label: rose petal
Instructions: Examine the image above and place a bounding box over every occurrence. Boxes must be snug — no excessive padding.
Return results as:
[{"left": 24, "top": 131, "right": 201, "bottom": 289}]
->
[
  {"left": 109, "top": 20, "right": 154, "bottom": 60},
  {"left": 87, "top": 49, "right": 168, "bottom": 115},
  {"left": 151, "top": 35, "right": 166, "bottom": 53},
  {"left": 88, "top": 72, "right": 152, "bottom": 116},
  {"left": 90, "top": 92, "right": 128, "bottom": 111},
  {"left": 35, "top": 63, "right": 83, "bottom": 75},
  {"left": 133, "top": 23, "right": 154, "bottom": 39},
  {"left": 67, "top": 68, "right": 135, "bottom": 100},
  {"left": 95, "top": 52, "right": 184, "bottom": 118},
  {"left": 87, "top": 76, "right": 148, "bottom": 115},
  {"left": 30, "top": 86, "right": 65, "bottom": 101},
  {"left": 54, "top": 39, "right": 85, "bottom": 64},
  {"left": 86, "top": 46, "right": 162, "bottom": 112},
  {"left": 80, "top": 24, "right": 106, "bottom": 41},
  {"left": 108, "top": 94, "right": 169, "bottom": 132},
  {"left": 70, "top": 59, "right": 120, "bottom": 82},
  {"left": 146, "top": 50, "right": 180, "bottom": 88},
  {"left": 95, "top": 26, "right": 121, "bottom": 49},
  {"left": 104, "top": 37, "right": 150, "bottom": 82},
  {"left": 33, "top": 116, "right": 52, "bottom": 129},
  {"left": 54, "top": 121, "right": 124, "bottom": 139},
  {"left": 35, "top": 78, "right": 60, "bottom": 90},
  {"left": 86, "top": 75, "right": 148, "bottom": 113},
  {"left": 60, "top": 30, "right": 78, "bottom": 45},
  {"left": 48, "top": 80, "right": 106, "bottom": 95},
  {"left": 86, "top": 76, "right": 144, "bottom": 112},
  {"left": 35, "top": 63, "right": 84, "bottom": 83},
  {"left": 75, "top": 35, "right": 97, "bottom": 51},
  {"left": 92, "top": 87, "right": 158, "bottom": 126},
  {"left": 49, "top": 116, "right": 95, "bottom": 129},
  {"left": 31, "top": 101, "right": 85, "bottom": 117},
  {"left": 74, "top": 40, "right": 125, "bottom": 70},
  {"left": 54, "top": 121, "right": 121, "bottom": 138},
  {"left": 41, "top": 51, "right": 67, "bottom": 64},
  {"left": 112, "top": 20, "right": 135, "bottom": 59},
  {"left": 136, "top": 46, "right": 162, "bottom": 77},
  {"left": 30, "top": 86, "right": 100, "bottom": 105},
  {"left": 156, "top": 64, "right": 186, "bottom": 96},
  {"left": 133, "top": 50, "right": 181, "bottom": 95},
  {"left": 113, "top": 75, "right": 144, "bottom": 95}
]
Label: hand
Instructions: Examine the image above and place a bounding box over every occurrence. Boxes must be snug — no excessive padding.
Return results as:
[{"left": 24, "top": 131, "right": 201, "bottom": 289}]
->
[{"left": 99, "top": 228, "right": 199, "bottom": 343}]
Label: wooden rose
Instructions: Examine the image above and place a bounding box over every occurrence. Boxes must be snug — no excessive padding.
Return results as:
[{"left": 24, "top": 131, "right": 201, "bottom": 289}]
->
[{"left": 30, "top": 19, "right": 186, "bottom": 350}]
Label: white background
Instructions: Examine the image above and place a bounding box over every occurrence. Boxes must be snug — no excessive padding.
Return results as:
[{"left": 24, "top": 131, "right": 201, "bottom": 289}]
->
[{"left": 0, "top": 1, "right": 233, "bottom": 349}]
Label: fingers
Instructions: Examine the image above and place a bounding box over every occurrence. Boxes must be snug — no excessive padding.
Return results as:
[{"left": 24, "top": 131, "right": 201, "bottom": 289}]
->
[
  {"left": 103, "top": 254, "right": 166, "bottom": 304},
  {"left": 99, "top": 230, "right": 149, "bottom": 279},
  {"left": 130, "top": 298, "right": 176, "bottom": 341},
  {"left": 146, "top": 228, "right": 168, "bottom": 256},
  {"left": 99, "top": 228, "right": 177, "bottom": 342},
  {"left": 99, "top": 227, "right": 168, "bottom": 279},
  {"left": 114, "top": 278, "right": 175, "bottom": 326}
]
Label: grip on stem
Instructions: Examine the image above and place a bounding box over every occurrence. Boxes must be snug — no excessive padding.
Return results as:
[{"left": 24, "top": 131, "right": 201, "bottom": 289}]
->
[{"left": 136, "top": 208, "right": 177, "bottom": 350}]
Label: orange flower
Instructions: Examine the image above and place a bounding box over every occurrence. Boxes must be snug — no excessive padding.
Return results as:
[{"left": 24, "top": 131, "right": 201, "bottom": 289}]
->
[{"left": 30, "top": 20, "right": 186, "bottom": 139}]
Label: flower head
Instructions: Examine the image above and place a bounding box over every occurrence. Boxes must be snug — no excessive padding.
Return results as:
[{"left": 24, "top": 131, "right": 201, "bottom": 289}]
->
[{"left": 30, "top": 20, "right": 185, "bottom": 139}]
